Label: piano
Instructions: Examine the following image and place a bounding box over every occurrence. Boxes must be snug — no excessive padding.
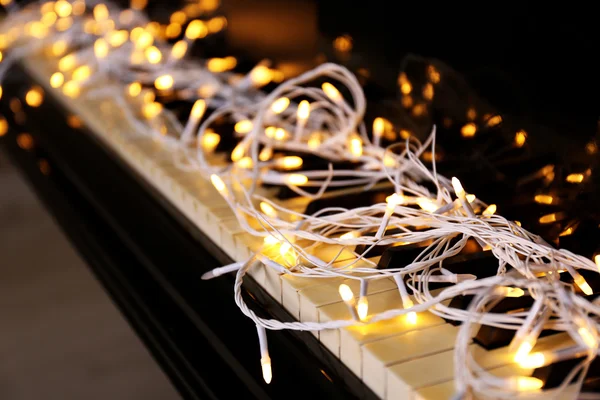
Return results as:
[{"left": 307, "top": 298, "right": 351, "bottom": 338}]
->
[{"left": 1, "top": 1, "right": 599, "bottom": 399}]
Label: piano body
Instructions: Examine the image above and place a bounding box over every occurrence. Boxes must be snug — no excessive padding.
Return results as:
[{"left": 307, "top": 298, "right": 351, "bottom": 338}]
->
[{"left": 1, "top": 1, "right": 599, "bottom": 399}]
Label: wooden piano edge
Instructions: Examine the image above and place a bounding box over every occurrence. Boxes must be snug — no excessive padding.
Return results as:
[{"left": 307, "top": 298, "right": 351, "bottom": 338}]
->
[{"left": 0, "top": 61, "right": 381, "bottom": 400}]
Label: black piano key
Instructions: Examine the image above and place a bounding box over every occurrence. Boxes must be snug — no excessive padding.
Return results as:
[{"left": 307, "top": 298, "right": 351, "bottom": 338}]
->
[
  {"left": 303, "top": 188, "right": 389, "bottom": 216},
  {"left": 372, "top": 240, "right": 432, "bottom": 265},
  {"left": 445, "top": 294, "right": 534, "bottom": 326}
]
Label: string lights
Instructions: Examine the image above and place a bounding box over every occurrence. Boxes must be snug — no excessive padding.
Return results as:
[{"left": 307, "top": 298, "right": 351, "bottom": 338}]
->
[{"left": 1, "top": 1, "right": 599, "bottom": 398}]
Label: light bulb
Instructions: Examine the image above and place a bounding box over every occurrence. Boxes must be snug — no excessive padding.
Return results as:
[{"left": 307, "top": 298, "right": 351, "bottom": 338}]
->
[
  {"left": 338, "top": 284, "right": 354, "bottom": 302},
  {"left": 261, "top": 357, "right": 272, "bottom": 384},
  {"left": 234, "top": 120, "right": 253, "bottom": 134},
  {"left": 260, "top": 202, "right": 277, "bottom": 217},
  {"left": 210, "top": 174, "right": 227, "bottom": 194},
  {"left": 322, "top": 82, "right": 342, "bottom": 103},
  {"left": 357, "top": 297, "right": 368, "bottom": 321},
  {"left": 285, "top": 174, "right": 308, "bottom": 186},
  {"left": 482, "top": 204, "right": 496, "bottom": 215},
  {"left": 154, "top": 75, "right": 174, "bottom": 90},
  {"left": 517, "top": 352, "right": 547, "bottom": 369},
  {"left": 270, "top": 97, "right": 290, "bottom": 114},
  {"left": 185, "top": 20, "right": 208, "bottom": 39},
  {"left": 297, "top": 100, "right": 310, "bottom": 120},
  {"left": 275, "top": 156, "right": 303, "bottom": 170},
  {"left": 201, "top": 131, "right": 220, "bottom": 153}
]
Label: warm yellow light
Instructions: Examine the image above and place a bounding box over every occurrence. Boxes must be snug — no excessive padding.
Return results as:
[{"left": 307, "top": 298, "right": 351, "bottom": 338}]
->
[
  {"left": 386, "top": 193, "right": 405, "bottom": 211},
  {"left": 210, "top": 174, "right": 227, "bottom": 194},
  {"left": 373, "top": 117, "right": 385, "bottom": 137},
  {"left": 54, "top": 0, "right": 72, "bottom": 17},
  {"left": 595, "top": 255, "right": 600, "bottom": 271},
  {"left": 482, "top": 204, "right": 496, "bottom": 216},
  {"left": 383, "top": 154, "right": 397, "bottom": 167},
  {"left": 322, "top": 82, "right": 342, "bottom": 103},
  {"left": 130, "top": 0, "right": 148, "bottom": 10},
  {"left": 72, "top": 65, "right": 91, "bottom": 82},
  {"left": 231, "top": 143, "right": 246, "bottom": 162},
  {"left": 259, "top": 147, "right": 273, "bottom": 162},
  {"left": 514, "top": 340, "right": 534, "bottom": 363},
  {"left": 461, "top": 122, "right": 477, "bottom": 137},
  {"left": 135, "top": 31, "right": 153, "bottom": 50},
  {"left": 234, "top": 120, "right": 253, "bottom": 134},
  {"left": 487, "top": 115, "right": 502, "bottom": 127},
  {"left": 189, "top": 99, "right": 206, "bottom": 120},
  {"left": 508, "top": 376, "right": 544, "bottom": 392},
  {"left": 25, "top": 87, "right": 44, "bottom": 107},
  {"left": 93, "top": 3, "right": 109, "bottom": 20},
  {"left": 49, "top": 72, "right": 64, "bottom": 88},
  {"left": 517, "top": 352, "right": 547, "bottom": 369},
  {"left": 72, "top": 0, "right": 85, "bottom": 15},
  {"left": 578, "top": 326, "right": 597, "bottom": 349},
  {"left": 263, "top": 235, "right": 279, "bottom": 246},
  {"left": 274, "top": 128, "right": 287, "bottom": 140},
  {"left": 297, "top": 100, "right": 310, "bottom": 120},
  {"left": 41, "top": 11, "right": 58, "bottom": 27},
  {"left": 539, "top": 213, "right": 561, "bottom": 224},
  {"left": 340, "top": 231, "right": 360, "bottom": 240},
  {"left": 422, "top": 83, "right": 434, "bottom": 100},
  {"left": 94, "top": 39, "right": 109, "bottom": 58},
  {"left": 559, "top": 226, "right": 575, "bottom": 237},
  {"left": 107, "top": 30, "right": 128, "bottom": 47},
  {"left": 515, "top": 130, "right": 527, "bottom": 147},
  {"left": 279, "top": 242, "right": 293, "bottom": 257},
  {"left": 349, "top": 135, "right": 363, "bottom": 157},
  {"left": 466, "top": 108, "right": 477, "bottom": 120},
  {"left": 127, "top": 82, "right": 141, "bottom": 97},
  {"left": 260, "top": 202, "right": 277, "bottom": 217},
  {"left": 495, "top": 286, "right": 524, "bottom": 297},
  {"left": 207, "top": 56, "right": 237, "bottom": 73},
  {"left": 333, "top": 34, "right": 352, "bottom": 52},
  {"left": 270, "top": 97, "right": 290, "bottom": 114},
  {"left": 574, "top": 275, "right": 593, "bottom": 296},
  {"left": 142, "top": 102, "right": 163, "bottom": 119},
  {"left": 308, "top": 132, "right": 321, "bottom": 149},
  {"left": 201, "top": 131, "right": 220, "bottom": 153},
  {"left": 261, "top": 358, "right": 272, "bottom": 384},
  {"left": 144, "top": 46, "right": 162, "bottom": 64},
  {"left": 338, "top": 284, "right": 354, "bottom": 302},
  {"left": 406, "top": 311, "right": 418, "bottom": 325},
  {"left": 207, "top": 16, "right": 227, "bottom": 33},
  {"left": 185, "top": 20, "right": 208, "bottom": 39},
  {"left": 515, "top": 220, "right": 522, "bottom": 227},
  {"left": 427, "top": 65, "right": 440, "bottom": 83},
  {"left": 130, "top": 27, "right": 144, "bottom": 42},
  {"left": 62, "top": 81, "right": 80, "bottom": 98},
  {"left": 58, "top": 54, "right": 76, "bottom": 71},
  {"left": 171, "top": 40, "right": 188, "bottom": 59},
  {"left": 0, "top": 117, "right": 7, "bottom": 137},
  {"left": 51, "top": 40, "right": 67, "bottom": 56},
  {"left": 0, "top": 85, "right": 2, "bottom": 100},
  {"left": 166, "top": 23, "right": 182, "bottom": 39},
  {"left": 534, "top": 194, "right": 553, "bottom": 205},
  {"left": 416, "top": 198, "right": 438, "bottom": 213},
  {"left": 285, "top": 174, "right": 308, "bottom": 186},
  {"left": 276, "top": 156, "right": 303, "bottom": 170},
  {"left": 400, "top": 82, "right": 412, "bottom": 95},
  {"left": 466, "top": 194, "right": 476, "bottom": 203},
  {"left": 451, "top": 177, "right": 465, "bottom": 198},
  {"left": 250, "top": 65, "right": 272, "bottom": 87},
  {"left": 237, "top": 157, "right": 253, "bottom": 169},
  {"left": 357, "top": 297, "right": 368, "bottom": 321},
  {"left": 40, "top": 1, "right": 55, "bottom": 14},
  {"left": 154, "top": 75, "right": 174, "bottom": 90},
  {"left": 55, "top": 16, "right": 73, "bottom": 32},
  {"left": 566, "top": 173, "right": 584, "bottom": 183},
  {"left": 170, "top": 10, "right": 187, "bottom": 24}
]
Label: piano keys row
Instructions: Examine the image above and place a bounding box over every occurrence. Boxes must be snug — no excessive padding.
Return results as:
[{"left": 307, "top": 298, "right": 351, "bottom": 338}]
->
[{"left": 22, "top": 54, "right": 600, "bottom": 399}]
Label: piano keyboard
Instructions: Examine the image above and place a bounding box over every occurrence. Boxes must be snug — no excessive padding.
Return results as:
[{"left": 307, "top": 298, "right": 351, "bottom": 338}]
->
[{"left": 13, "top": 40, "right": 596, "bottom": 400}]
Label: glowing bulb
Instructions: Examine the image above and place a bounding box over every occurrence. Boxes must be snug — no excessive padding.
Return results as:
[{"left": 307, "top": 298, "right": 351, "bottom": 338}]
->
[
  {"left": 127, "top": 82, "right": 141, "bottom": 97},
  {"left": 231, "top": 143, "right": 246, "bottom": 162},
  {"left": 107, "top": 30, "right": 128, "bottom": 47},
  {"left": 308, "top": 132, "right": 321, "bottom": 149},
  {"left": 52, "top": 40, "right": 68, "bottom": 56},
  {"left": 357, "top": 297, "right": 368, "bottom": 321},
  {"left": 400, "top": 82, "right": 412, "bottom": 95},
  {"left": 25, "top": 87, "right": 44, "bottom": 107},
  {"left": 482, "top": 204, "right": 496, "bottom": 216},
  {"left": 422, "top": 83, "right": 434, "bottom": 100},
  {"left": 534, "top": 195, "right": 553, "bottom": 205},
  {"left": 154, "top": 75, "right": 174, "bottom": 90},
  {"left": 539, "top": 213, "right": 561, "bottom": 224},
  {"left": 515, "top": 130, "right": 527, "bottom": 147},
  {"left": 270, "top": 97, "right": 290, "bottom": 114},
  {"left": 338, "top": 284, "right": 354, "bottom": 302},
  {"left": 207, "top": 56, "right": 237, "bottom": 73},
  {"left": 513, "top": 340, "right": 534, "bottom": 363},
  {"left": 171, "top": 40, "right": 188, "bottom": 59},
  {"left": 166, "top": 23, "right": 182, "bottom": 39},
  {"left": 145, "top": 46, "right": 162, "bottom": 64},
  {"left": 201, "top": 131, "right": 220, "bottom": 153},
  {"left": 210, "top": 174, "right": 227, "bottom": 194},
  {"left": 466, "top": 194, "right": 476, "bottom": 203},
  {"left": 261, "top": 357, "right": 272, "bottom": 384},
  {"left": 322, "top": 82, "right": 342, "bottom": 103},
  {"left": 279, "top": 242, "right": 292, "bottom": 257},
  {"left": 373, "top": 117, "right": 385, "bottom": 136},
  {"left": 185, "top": 20, "right": 208, "bottom": 39},
  {"left": 259, "top": 147, "right": 272, "bottom": 161},
  {"left": 487, "top": 115, "right": 502, "bottom": 127},
  {"left": 386, "top": 193, "right": 404, "bottom": 209},
  {"left": 406, "top": 311, "right": 418, "bottom": 325},
  {"left": 237, "top": 157, "right": 253, "bottom": 169},
  {"left": 142, "top": 102, "right": 162, "bottom": 119},
  {"left": 0, "top": 117, "right": 7, "bottom": 137},
  {"left": 72, "top": 0, "right": 85, "bottom": 15},
  {"left": 276, "top": 156, "right": 303, "bottom": 170},
  {"left": 249, "top": 65, "right": 271, "bottom": 87},
  {"left": 297, "top": 100, "right": 310, "bottom": 120},
  {"left": 451, "top": 177, "right": 465, "bottom": 197},
  {"left": 494, "top": 286, "right": 524, "bottom": 297},
  {"left": 207, "top": 16, "right": 227, "bottom": 33},
  {"left": 170, "top": 10, "right": 187, "bottom": 24},
  {"left": 41, "top": 11, "right": 57, "bottom": 27},
  {"left": 72, "top": 65, "right": 91, "bottom": 82},
  {"left": 340, "top": 231, "right": 360, "bottom": 240},
  {"left": 58, "top": 54, "right": 77, "bottom": 71},
  {"left": 94, "top": 39, "right": 109, "bottom": 58},
  {"left": 285, "top": 174, "right": 308, "bottom": 186},
  {"left": 260, "top": 202, "right": 277, "bottom": 217},
  {"left": 54, "top": 0, "right": 72, "bottom": 17},
  {"left": 93, "top": 4, "right": 109, "bottom": 21},
  {"left": 349, "top": 135, "right": 363, "bottom": 157},
  {"left": 135, "top": 32, "right": 153, "bottom": 50},
  {"left": 507, "top": 376, "right": 544, "bottom": 392},
  {"left": 263, "top": 235, "right": 279, "bottom": 246},
  {"left": 62, "top": 81, "right": 79, "bottom": 98},
  {"left": 234, "top": 120, "right": 253, "bottom": 134},
  {"left": 578, "top": 326, "right": 597, "bottom": 349},
  {"left": 566, "top": 173, "right": 584, "bottom": 183},
  {"left": 574, "top": 274, "right": 593, "bottom": 296},
  {"left": 416, "top": 198, "right": 438, "bottom": 213},
  {"left": 191, "top": 99, "right": 206, "bottom": 119},
  {"left": 517, "top": 352, "right": 547, "bottom": 369},
  {"left": 461, "top": 123, "right": 477, "bottom": 138},
  {"left": 274, "top": 128, "right": 287, "bottom": 140},
  {"left": 595, "top": 255, "right": 600, "bottom": 272},
  {"left": 130, "top": 0, "right": 147, "bottom": 10}
]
